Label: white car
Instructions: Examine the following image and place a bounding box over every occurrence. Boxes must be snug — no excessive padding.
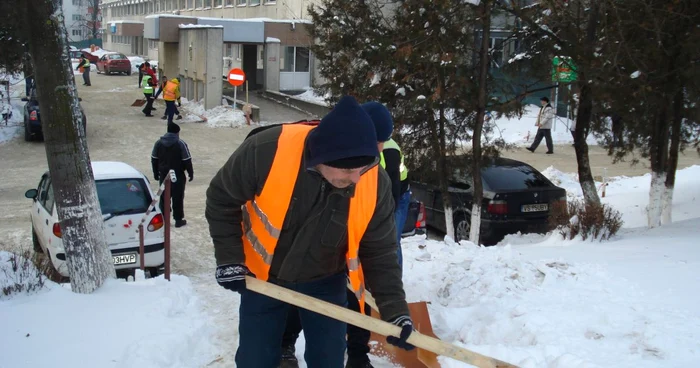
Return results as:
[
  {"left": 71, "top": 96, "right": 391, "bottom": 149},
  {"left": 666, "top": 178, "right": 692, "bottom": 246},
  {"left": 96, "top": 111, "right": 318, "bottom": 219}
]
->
[{"left": 25, "top": 161, "right": 166, "bottom": 278}]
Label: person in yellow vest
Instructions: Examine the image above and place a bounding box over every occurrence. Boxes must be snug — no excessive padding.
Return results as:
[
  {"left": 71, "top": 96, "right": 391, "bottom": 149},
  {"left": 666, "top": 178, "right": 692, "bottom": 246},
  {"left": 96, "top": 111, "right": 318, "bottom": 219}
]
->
[
  {"left": 75, "top": 55, "right": 91, "bottom": 86},
  {"left": 206, "top": 96, "right": 414, "bottom": 368},
  {"left": 162, "top": 77, "right": 180, "bottom": 123},
  {"left": 141, "top": 72, "right": 157, "bottom": 117}
]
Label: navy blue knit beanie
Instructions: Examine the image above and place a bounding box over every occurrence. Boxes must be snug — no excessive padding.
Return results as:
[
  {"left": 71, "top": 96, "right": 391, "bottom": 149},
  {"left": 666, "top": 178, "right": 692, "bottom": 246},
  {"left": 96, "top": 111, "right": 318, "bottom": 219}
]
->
[
  {"left": 361, "top": 101, "right": 393, "bottom": 142},
  {"left": 306, "top": 95, "right": 379, "bottom": 169}
]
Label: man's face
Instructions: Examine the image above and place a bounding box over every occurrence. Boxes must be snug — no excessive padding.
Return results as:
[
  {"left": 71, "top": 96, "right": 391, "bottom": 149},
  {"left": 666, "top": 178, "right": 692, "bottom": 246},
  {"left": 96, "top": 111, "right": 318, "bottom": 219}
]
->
[
  {"left": 316, "top": 164, "right": 366, "bottom": 189},
  {"left": 541, "top": 100, "right": 547, "bottom": 106}
]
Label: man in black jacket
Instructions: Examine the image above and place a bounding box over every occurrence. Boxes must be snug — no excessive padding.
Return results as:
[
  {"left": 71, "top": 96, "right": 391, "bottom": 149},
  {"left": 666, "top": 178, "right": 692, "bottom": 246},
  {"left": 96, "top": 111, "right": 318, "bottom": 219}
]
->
[{"left": 151, "top": 123, "right": 193, "bottom": 228}]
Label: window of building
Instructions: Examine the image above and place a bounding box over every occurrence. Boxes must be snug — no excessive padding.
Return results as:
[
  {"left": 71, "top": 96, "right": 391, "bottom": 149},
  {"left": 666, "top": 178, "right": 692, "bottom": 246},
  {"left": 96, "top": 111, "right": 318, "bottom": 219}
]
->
[
  {"left": 196, "top": 0, "right": 204, "bottom": 8},
  {"left": 214, "top": 0, "right": 223, "bottom": 7},
  {"left": 490, "top": 37, "right": 505, "bottom": 68},
  {"left": 280, "top": 46, "right": 310, "bottom": 73},
  {"left": 72, "top": 0, "right": 81, "bottom": 5},
  {"left": 265, "top": 0, "right": 276, "bottom": 3},
  {"left": 237, "top": 0, "right": 246, "bottom": 5},
  {"left": 72, "top": 14, "right": 82, "bottom": 21},
  {"left": 249, "top": 0, "right": 260, "bottom": 5},
  {"left": 72, "top": 29, "right": 82, "bottom": 36}
]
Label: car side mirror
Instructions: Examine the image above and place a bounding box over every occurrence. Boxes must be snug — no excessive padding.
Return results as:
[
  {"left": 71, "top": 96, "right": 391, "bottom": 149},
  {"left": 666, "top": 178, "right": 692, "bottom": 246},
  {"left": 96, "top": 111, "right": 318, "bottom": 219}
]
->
[
  {"left": 25, "top": 189, "right": 38, "bottom": 199},
  {"left": 21, "top": 97, "right": 28, "bottom": 102}
]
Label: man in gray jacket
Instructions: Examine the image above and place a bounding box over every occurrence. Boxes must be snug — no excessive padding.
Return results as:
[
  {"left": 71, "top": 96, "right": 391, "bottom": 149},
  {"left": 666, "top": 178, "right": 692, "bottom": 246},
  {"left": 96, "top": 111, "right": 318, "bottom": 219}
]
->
[
  {"left": 206, "top": 96, "right": 413, "bottom": 368},
  {"left": 527, "top": 96, "right": 555, "bottom": 154}
]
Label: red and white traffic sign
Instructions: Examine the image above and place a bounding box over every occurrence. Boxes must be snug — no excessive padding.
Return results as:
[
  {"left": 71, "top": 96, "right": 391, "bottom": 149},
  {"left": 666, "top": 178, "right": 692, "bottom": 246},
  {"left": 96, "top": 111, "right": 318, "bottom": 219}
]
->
[{"left": 227, "top": 68, "right": 246, "bottom": 87}]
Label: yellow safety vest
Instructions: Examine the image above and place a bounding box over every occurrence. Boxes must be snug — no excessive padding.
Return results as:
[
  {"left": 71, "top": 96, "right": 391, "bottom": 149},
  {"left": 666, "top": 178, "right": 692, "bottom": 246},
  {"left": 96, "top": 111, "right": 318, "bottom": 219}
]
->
[{"left": 379, "top": 138, "right": 408, "bottom": 181}]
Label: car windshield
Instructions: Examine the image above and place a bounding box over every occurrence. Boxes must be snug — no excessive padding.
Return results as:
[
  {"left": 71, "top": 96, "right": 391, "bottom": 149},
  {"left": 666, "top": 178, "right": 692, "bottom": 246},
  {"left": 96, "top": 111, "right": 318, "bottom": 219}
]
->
[
  {"left": 482, "top": 164, "right": 551, "bottom": 190},
  {"left": 95, "top": 179, "right": 151, "bottom": 215},
  {"left": 108, "top": 54, "right": 126, "bottom": 60}
]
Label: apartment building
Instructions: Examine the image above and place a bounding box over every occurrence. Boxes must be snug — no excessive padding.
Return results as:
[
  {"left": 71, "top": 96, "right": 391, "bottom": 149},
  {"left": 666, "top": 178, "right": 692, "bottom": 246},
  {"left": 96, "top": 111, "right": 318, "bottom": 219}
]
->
[
  {"left": 100, "top": 0, "right": 319, "bottom": 91},
  {"left": 65, "top": 0, "right": 98, "bottom": 42}
]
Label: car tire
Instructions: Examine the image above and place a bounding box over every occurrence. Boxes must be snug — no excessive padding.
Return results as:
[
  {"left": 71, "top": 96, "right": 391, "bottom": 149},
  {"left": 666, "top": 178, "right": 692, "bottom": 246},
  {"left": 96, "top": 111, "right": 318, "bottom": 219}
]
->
[
  {"left": 147, "top": 267, "right": 161, "bottom": 278},
  {"left": 453, "top": 211, "right": 471, "bottom": 243},
  {"left": 24, "top": 118, "right": 32, "bottom": 142},
  {"left": 126, "top": 70, "right": 132, "bottom": 76},
  {"left": 32, "top": 228, "right": 42, "bottom": 253}
]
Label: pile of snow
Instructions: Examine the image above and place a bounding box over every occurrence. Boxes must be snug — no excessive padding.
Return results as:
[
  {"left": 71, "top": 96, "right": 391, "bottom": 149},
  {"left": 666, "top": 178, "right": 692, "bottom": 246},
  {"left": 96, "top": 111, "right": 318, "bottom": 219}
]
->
[
  {"left": 400, "top": 218, "right": 700, "bottom": 367},
  {"left": 486, "top": 104, "right": 596, "bottom": 146},
  {"left": 289, "top": 88, "right": 329, "bottom": 106},
  {"left": 180, "top": 98, "right": 247, "bottom": 128},
  {"left": 540, "top": 165, "right": 700, "bottom": 228},
  {"left": 0, "top": 273, "right": 218, "bottom": 367},
  {"left": 0, "top": 72, "right": 26, "bottom": 144},
  {"left": 81, "top": 47, "right": 114, "bottom": 59}
]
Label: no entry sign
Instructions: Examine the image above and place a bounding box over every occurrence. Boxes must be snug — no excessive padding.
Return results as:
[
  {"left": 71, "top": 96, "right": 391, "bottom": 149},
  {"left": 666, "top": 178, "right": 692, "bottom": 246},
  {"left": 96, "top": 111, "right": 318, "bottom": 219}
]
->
[{"left": 228, "top": 68, "right": 246, "bottom": 87}]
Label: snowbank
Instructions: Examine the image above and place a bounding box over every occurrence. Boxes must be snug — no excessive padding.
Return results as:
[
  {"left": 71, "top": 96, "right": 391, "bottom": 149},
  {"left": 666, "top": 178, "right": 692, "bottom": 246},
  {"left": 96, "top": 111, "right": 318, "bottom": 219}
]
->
[
  {"left": 0, "top": 273, "right": 218, "bottom": 367},
  {"left": 180, "top": 98, "right": 248, "bottom": 128},
  {"left": 291, "top": 88, "right": 329, "bottom": 106},
  {"left": 400, "top": 220, "right": 700, "bottom": 367},
  {"left": 541, "top": 165, "right": 700, "bottom": 228},
  {"left": 128, "top": 56, "right": 159, "bottom": 74}
]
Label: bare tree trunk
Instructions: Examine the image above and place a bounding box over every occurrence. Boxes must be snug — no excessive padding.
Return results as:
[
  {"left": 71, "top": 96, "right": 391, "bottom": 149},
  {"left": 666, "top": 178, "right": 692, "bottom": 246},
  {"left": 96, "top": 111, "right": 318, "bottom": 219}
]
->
[
  {"left": 25, "top": 0, "right": 115, "bottom": 293},
  {"left": 90, "top": 0, "right": 99, "bottom": 40},
  {"left": 661, "top": 88, "right": 683, "bottom": 225},
  {"left": 469, "top": 0, "right": 491, "bottom": 245},
  {"left": 437, "top": 106, "right": 455, "bottom": 242}
]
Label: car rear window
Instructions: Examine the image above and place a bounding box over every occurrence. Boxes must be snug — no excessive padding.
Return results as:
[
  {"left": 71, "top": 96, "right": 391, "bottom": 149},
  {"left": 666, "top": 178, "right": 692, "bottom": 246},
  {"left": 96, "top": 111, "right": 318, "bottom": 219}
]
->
[
  {"left": 482, "top": 164, "right": 551, "bottom": 190},
  {"left": 108, "top": 54, "right": 126, "bottom": 60},
  {"left": 95, "top": 179, "right": 151, "bottom": 215}
]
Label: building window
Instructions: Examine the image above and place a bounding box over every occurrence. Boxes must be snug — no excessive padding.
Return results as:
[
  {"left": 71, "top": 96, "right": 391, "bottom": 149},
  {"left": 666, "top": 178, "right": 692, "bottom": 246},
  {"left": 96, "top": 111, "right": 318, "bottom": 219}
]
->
[
  {"left": 490, "top": 37, "right": 505, "bottom": 68},
  {"left": 249, "top": 0, "right": 260, "bottom": 5},
  {"left": 281, "top": 46, "right": 310, "bottom": 73},
  {"left": 72, "top": 14, "right": 82, "bottom": 21},
  {"left": 72, "top": 0, "right": 81, "bottom": 5},
  {"left": 237, "top": 0, "right": 246, "bottom": 5},
  {"left": 265, "top": 0, "right": 276, "bottom": 3},
  {"left": 214, "top": 0, "right": 223, "bottom": 6},
  {"left": 72, "top": 29, "right": 82, "bottom": 36},
  {"left": 196, "top": 0, "right": 203, "bottom": 8},
  {"left": 225, "top": 0, "right": 234, "bottom": 5}
]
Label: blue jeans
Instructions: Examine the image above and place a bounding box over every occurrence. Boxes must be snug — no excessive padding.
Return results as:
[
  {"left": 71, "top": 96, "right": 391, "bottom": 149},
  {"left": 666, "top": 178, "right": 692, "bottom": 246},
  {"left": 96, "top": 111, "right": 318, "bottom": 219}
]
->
[
  {"left": 165, "top": 100, "right": 176, "bottom": 123},
  {"left": 236, "top": 273, "right": 348, "bottom": 368},
  {"left": 394, "top": 190, "right": 411, "bottom": 269}
]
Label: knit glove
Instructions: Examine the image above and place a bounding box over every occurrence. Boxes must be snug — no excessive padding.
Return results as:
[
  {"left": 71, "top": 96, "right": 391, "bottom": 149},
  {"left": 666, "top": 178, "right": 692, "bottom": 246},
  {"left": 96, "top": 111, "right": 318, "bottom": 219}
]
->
[
  {"left": 386, "top": 315, "right": 415, "bottom": 351},
  {"left": 216, "top": 264, "right": 254, "bottom": 293}
]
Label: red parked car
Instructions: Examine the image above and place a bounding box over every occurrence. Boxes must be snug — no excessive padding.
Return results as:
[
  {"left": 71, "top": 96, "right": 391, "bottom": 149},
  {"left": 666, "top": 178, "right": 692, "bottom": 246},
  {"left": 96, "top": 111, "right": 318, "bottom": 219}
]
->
[{"left": 96, "top": 53, "right": 132, "bottom": 75}]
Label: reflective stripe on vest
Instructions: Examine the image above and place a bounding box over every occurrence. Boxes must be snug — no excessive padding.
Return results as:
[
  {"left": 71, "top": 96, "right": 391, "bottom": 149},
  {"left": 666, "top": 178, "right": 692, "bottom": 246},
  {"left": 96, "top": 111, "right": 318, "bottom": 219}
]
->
[
  {"left": 241, "top": 124, "right": 377, "bottom": 314},
  {"left": 379, "top": 138, "right": 408, "bottom": 181},
  {"left": 163, "top": 81, "right": 177, "bottom": 101},
  {"left": 142, "top": 76, "right": 153, "bottom": 94}
]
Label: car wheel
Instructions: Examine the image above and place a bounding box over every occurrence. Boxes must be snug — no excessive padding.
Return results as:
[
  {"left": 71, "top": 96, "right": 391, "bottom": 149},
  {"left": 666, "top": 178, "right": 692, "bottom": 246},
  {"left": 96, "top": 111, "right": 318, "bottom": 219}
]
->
[
  {"left": 32, "top": 228, "right": 42, "bottom": 253},
  {"left": 126, "top": 69, "right": 132, "bottom": 76},
  {"left": 45, "top": 250, "right": 68, "bottom": 283},
  {"left": 147, "top": 267, "right": 161, "bottom": 278},
  {"left": 453, "top": 212, "right": 471, "bottom": 242},
  {"left": 24, "top": 118, "right": 32, "bottom": 142}
]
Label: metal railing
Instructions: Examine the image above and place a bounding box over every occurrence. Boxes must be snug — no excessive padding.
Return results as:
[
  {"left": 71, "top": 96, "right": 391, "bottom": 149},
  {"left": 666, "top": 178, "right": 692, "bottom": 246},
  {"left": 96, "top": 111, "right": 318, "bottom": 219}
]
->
[{"left": 137, "top": 170, "right": 176, "bottom": 281}]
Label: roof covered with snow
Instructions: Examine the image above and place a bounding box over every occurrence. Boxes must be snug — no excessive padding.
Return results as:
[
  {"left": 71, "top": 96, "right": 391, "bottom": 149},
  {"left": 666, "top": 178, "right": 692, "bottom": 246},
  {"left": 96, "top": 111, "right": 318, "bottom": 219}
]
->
[{"left": 179, "top": 24, "right": 224, "bottom": 29}]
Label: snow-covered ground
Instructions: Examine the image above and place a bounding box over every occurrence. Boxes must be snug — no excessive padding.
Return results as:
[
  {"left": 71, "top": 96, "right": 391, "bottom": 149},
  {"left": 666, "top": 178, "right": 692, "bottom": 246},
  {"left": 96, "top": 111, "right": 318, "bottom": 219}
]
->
[
  {"left": 291, "top": 88, "right": 329, "bottom": 106},
  {"left": 0, "top": 256, "right": 218, "bottom": 367}
]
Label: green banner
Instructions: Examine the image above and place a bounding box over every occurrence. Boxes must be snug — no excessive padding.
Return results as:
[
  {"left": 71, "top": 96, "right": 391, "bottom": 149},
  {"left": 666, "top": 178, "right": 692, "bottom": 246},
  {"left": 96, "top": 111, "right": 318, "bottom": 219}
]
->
[{"left": 552, "top": 56, "right": 577, "bottom": 82}]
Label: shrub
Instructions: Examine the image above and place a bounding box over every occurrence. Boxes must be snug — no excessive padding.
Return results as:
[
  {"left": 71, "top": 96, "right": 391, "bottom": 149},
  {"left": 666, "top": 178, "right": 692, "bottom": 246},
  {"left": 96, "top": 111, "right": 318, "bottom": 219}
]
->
[
  {"left": 1, "top": 248, "right": 47, "bottom": 298},
  {"left": 549, "top": 199, "right": 624, "bottom": 241}
]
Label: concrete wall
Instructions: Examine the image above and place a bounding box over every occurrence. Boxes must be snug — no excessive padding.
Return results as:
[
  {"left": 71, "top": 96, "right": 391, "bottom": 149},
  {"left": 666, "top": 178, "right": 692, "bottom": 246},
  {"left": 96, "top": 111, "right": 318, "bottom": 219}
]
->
[
  {"left": 196, "top": 18, "right": 265, "bottom": 43},
  {"left": 264, "top": 40, "right": 280, "bottom": 92},
  {"left": 158, "top": 42, "right": 180, "bottom": 81},
  {"left": 160, "top": 17, "right": 198, "bottom": 42},
  {"left": 264, "top": 22, "right": 313, "bottom": 46},
  {"left": 179, "top": 27, "right": 223, "bottom": 110}
]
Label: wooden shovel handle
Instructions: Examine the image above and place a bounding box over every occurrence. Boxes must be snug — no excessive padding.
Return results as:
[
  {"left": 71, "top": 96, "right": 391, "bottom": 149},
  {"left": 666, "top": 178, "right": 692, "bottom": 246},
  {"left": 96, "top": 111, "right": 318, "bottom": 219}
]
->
[{"left": 245, "top": 276, "right": 519, "bottom": 368}]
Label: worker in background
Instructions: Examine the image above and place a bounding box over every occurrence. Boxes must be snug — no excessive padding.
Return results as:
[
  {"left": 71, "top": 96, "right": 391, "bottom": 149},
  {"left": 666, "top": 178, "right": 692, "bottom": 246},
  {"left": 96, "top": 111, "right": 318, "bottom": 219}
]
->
[
  {"left": 206, "top": 96, "right": 415, "bottom": 368},
  {"left": 75, "top": 55, "right": 91, "bottom": 86},
  {"left": 151, "top": 123, "right": 193, "bottom": 228},
  {"left": 155, "top": 75, "right": 183, "bottom": 121},
  {"left": 162, "top": 77, "right": 181, "bottom": 124},
  {"left": 141, "top": 64, "right": 158, "bottom": 117},
  {"left": 278, "top": 101, "right": 410, "bottom": 368}
]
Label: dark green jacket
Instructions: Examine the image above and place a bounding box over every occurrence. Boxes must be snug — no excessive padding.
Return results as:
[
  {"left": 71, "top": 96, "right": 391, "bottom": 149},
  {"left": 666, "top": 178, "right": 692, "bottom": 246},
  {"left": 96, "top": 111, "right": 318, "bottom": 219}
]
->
[{"left": 205, "top": 125, "right": 408, "bottom": 321}]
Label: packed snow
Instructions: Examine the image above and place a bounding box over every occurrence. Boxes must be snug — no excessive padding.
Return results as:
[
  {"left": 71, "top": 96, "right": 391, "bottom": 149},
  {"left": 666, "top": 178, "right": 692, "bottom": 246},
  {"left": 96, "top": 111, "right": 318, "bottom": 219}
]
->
[
  {"left": 289, "top": 88, "right": 329, "bottom": 106},
  {"left": 180, "top": 98, "right": 248, "bottom": 128},
  {"left": 127, "top": 56, "right": 159, "bottom": 73},
  {"left": 0, "top": 254, "right": 217, "bottom": 367}
]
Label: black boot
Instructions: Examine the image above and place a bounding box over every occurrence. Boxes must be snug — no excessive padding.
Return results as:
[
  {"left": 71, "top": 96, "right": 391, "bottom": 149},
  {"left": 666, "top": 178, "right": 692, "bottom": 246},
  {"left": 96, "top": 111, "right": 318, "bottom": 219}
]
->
[
  {"left": 345, "top": 359, "right": 374, "bottom": 368},
  {"left": 175, "top": 219, "right": 187, "bottom": 228},
  {"left": 279, "top": 344, "right": 299, "bottom": 368}
]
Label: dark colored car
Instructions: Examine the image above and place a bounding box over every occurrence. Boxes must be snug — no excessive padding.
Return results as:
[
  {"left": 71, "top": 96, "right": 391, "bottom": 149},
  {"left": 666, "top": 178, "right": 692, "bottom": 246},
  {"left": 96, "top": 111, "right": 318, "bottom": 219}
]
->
[
  {"left": 411, "top": 156, "right": 566, "bottom": 245},
  {"left": 96, "top": 53, "right": 132, "bottom": 75},
  {"left": 401, "top": 199, "right": 427, "bottom": 237},
  {"left": 22, "top": 86, "right": 87, "bottom": 142}
]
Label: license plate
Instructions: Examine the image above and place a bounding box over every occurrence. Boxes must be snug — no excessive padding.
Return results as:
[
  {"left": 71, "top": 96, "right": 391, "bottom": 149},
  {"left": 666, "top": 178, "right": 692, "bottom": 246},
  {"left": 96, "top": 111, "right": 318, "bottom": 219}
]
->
[
  {"left": 522, "top": 203, "right": 549, "bottom": 212},
  {"left": 113, "top": 253, "right": 137, "bottom": 265}
]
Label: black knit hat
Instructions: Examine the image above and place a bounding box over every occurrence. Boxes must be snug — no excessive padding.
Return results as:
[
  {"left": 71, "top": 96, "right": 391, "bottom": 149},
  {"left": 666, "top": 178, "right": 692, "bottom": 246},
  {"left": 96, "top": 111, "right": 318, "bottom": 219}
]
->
[
  {"left": 306, "top": 96, "right": 379, "bottom": 169},
  {"left": 167, "top": 123, "right": 180, "bottom": 134}
]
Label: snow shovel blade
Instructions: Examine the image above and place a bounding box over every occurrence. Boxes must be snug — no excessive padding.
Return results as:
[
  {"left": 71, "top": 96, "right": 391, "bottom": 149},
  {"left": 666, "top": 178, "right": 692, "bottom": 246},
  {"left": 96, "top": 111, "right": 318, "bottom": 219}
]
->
[
  {"left": 369, "top": 301, "right": 441, "bottom": 368},
  {"left": 131, "top": 99, "right": 146, "bottom": 107}
]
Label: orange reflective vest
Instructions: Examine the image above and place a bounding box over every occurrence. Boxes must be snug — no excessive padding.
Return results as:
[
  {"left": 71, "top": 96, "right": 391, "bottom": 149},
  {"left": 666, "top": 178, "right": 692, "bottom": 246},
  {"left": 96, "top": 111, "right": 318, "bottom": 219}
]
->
[
  {"left": 163, "top": 81, "right": 178, "bottom": 101},
  {"left": 242, "top": 124, "right": 377, "bottom": 312}
]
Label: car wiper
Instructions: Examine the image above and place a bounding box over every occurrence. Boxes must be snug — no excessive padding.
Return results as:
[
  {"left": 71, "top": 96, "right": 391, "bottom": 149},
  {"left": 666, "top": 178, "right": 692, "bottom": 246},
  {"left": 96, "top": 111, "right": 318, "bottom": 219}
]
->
[{"left": 103, "top": 208, "right": 142, "bottom": 222}]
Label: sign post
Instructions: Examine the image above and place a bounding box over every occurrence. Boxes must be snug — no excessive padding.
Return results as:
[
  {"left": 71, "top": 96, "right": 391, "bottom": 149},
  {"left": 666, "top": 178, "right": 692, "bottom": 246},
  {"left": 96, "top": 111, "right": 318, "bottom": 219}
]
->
[
  {"left": 552, "top": 57, "right": 578, "bottom": 132},
  {"left": 227, "top": 68, "right": 246, "bottom": 112}
]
